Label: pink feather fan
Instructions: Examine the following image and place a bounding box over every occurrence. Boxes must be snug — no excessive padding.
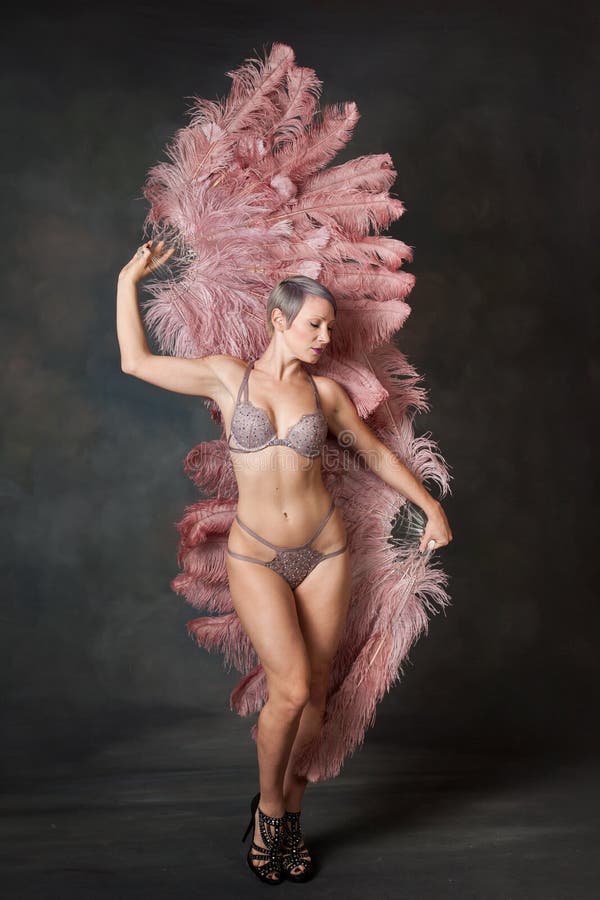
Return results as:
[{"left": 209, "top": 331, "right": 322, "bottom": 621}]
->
[{"left": 140, "top": 42, "right": 452, "bottom": 782}]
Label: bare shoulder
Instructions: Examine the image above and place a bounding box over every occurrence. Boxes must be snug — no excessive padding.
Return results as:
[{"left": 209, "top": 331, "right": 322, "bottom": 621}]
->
[
  {"left": 312, "top": 373, "right": 344, "bottom": 402},
  {"left": 312, "top": 373, "right": 357, "bottom": 417}
]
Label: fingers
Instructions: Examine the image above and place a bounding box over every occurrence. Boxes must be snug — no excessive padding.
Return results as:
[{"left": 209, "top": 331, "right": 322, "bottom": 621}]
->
[
  {"left": 123, "top": 239, "right": 173, "bottom": 283},
  {"left": 418, "top": 505, "right": 453, "bottom": 555},
  {"left": 138, "top": 239, "right": 174, "bottom": 271},
  {"left": 149, "top": 244, "right": 175, "bottom": 270},
  {"left": 422, "top": 539, "right": 437, "bottom": 559},
  {"left": 144, "top": 239, "right": 162, "bottom": 259},
  {"left": 419, "top": 531, "right": 452, "bottom": 555},
  {"left": 157, "top": 246, "right": 175, "bottom": 264}
]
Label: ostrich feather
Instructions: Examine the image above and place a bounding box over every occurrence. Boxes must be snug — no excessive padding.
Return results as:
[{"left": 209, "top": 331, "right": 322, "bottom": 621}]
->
[
  {"left": 230, "top": 664, "right": 267, "bottom": 715},
  {"left": 269, "top": 67, "right": 323, "bottom": 147},
  {"left": 274, "top": 101, "right": 361, "bottom": 181},
  {"left": 222, "top": 42, "right": 295, "bottom": 133},
  {"left": 303, "top": 153, "right": 398, "bottom": 195},
  {"left": 139, "top": 42, "right": 452, "bottom": 783},
  {"left": 326, "top": 266, "right": 415, "bottom": 301},
  {"left": 283, "top": 189, "right": 406, "bottom": 237}
]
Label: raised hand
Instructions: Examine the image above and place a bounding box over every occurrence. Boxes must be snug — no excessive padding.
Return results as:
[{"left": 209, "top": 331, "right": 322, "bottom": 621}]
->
[{"left": 118, "top": 239, "right": 175, "bottom": 284}]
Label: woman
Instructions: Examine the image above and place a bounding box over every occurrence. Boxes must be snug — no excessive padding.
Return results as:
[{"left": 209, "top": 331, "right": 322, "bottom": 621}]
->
[{"left": 116, "top": 239, "right": 453, "bottom": 884}]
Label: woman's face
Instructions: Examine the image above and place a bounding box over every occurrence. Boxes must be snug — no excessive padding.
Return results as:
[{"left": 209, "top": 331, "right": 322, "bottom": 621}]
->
[{"left": 278, "top": 295, "right": 335, "bottom": 362}]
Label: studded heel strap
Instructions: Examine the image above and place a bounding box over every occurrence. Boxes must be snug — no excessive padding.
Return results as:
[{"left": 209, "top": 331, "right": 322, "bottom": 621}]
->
[
  {"left": 282, "top": 810, "right": 315, "bottom": 881},
  {"left": 248, "top": 806, "right": 285, "bottom": 884}
]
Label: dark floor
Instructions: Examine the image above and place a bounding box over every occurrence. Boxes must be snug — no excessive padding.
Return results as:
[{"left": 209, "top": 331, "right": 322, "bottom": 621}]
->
[{"left": 1, "top": 715, "right": 599, "bottom": 899}]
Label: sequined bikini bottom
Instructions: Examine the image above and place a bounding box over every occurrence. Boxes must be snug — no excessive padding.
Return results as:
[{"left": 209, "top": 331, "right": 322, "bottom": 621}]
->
[{"left": 227, "top": 497, "right": 348, "bottom": 591}]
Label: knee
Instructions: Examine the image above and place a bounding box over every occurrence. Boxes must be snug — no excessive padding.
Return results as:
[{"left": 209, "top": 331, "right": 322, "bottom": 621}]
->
[{"left": 271, "top": 674, "right": 311, "bottom": 713}]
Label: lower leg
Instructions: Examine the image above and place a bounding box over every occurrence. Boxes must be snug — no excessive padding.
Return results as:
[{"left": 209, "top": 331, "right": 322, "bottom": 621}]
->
[
  {"left": 277, "top": 695, "right": 325, "bottom": 879},
  {"left": 256, "top": 694, "right": 305, "bottom": 815},
  {"left": 250, "top": 693, "right": 307, "bottom": 878},
  {"left": 282, "top": 693, "right": 327, "bottom": 811}
]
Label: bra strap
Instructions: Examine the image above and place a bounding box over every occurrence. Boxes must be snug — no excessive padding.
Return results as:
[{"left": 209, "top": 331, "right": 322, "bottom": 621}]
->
[
  {"left": 306, "top": 371, "right": 321, "bottom": 409},
  {"left": 236, "top": 360, "right": 253, "bottom": 405}
]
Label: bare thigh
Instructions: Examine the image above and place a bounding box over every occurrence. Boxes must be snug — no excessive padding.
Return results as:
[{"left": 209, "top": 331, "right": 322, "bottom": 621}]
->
[
  {"left": 293, "top": 546, "right": 352, "bottom": 684},
  {"left": 226, "top": 552, "right": 311, "bottom": 694}
]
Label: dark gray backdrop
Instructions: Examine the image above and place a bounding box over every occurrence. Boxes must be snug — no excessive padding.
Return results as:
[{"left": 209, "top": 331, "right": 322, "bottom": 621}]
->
[{"left": 3, "top": 0, "right": 598, "bottom": 789}]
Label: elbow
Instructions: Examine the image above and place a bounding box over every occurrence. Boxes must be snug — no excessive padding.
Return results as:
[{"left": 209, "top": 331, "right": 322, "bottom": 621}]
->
[{"left": 121, "top": 352, "right": 152, "bottom": 377}]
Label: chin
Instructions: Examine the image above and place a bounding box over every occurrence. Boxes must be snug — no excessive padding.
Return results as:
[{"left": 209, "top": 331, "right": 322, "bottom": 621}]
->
[{"left": 304, "top": 350, "right": 322, "bottom": 363}]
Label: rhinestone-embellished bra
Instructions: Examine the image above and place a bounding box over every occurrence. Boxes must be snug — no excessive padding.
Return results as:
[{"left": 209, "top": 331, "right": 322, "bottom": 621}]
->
[{"left": 227, "top": 359, "right": 329, "bottom": 458}]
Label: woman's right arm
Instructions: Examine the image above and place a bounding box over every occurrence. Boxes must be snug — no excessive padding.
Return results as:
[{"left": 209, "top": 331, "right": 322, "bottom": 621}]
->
[{"left": 116, "top": 240, "right": 234, "bottom": 400}]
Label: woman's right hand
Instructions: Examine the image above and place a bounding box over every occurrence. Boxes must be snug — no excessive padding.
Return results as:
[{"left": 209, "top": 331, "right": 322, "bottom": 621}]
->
[{"left": 118, "top": 239, "right": 175, "bottom": 284}]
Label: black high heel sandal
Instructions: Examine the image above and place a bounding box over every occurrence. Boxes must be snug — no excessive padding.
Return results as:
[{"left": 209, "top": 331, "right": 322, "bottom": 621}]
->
[
  {"left": 241, "top": 791, "right": 285, "bottom": 885},
  {"left": 281, "top": 809, "right": 315, "bottom": 882}
]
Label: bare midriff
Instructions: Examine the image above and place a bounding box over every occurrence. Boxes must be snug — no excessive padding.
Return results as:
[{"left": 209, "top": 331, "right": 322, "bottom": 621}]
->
[{"left": 228, "top": 447, "right": 347, "bottom": 559}]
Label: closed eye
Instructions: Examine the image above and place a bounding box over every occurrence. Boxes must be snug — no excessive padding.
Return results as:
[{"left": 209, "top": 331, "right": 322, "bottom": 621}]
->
[{"left": 310, "top": 321, "right": 334, "bottom": 331}]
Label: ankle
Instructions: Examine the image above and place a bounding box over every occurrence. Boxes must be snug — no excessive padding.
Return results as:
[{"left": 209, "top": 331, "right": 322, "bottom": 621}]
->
[{"left": 256, "top": 799, "right": 285, "bottom": 819}]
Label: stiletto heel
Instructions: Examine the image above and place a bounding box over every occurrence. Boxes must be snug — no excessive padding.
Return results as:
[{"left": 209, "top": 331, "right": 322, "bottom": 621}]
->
[
  {"left": 241, "top": 791, "right": 285, "bottom": 885},
  {"left": 281, "top": 809, "right": 315, "bottom": 882},
  {"left": 241, "top": 791, "right": 260, "bottom": 843}
]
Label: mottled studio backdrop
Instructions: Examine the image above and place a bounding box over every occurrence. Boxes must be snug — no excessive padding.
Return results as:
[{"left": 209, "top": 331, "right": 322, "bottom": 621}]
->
[{"left": 2, "top": 0, "right": 598, "bottom": 779}]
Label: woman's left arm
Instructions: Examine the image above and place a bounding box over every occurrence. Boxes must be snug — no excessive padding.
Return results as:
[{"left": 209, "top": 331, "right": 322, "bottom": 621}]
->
[{"left": 321, "top": 377, "right": 453, "bottom": 553}]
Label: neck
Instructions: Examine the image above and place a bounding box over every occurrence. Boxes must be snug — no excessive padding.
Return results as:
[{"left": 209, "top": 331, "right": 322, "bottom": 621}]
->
[{"left": 252, "top": 352, "right": 306, "bottom": 382}]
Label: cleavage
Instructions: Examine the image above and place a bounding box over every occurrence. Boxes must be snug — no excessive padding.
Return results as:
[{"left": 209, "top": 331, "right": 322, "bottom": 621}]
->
[
  {"left": 246, "top": 369, "right": 316, "bottom": 440},
  {"left": 244, "top": 401, "right": 317, "bottom": 441}
]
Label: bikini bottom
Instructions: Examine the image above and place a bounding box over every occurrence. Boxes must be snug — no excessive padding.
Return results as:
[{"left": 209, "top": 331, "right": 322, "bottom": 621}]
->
[{"left": 226, "top": 497, "right": 348, "bottom": 591}]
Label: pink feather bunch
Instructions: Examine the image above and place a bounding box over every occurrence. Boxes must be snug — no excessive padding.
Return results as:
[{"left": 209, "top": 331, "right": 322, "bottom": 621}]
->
[{"left": 140, "top": 42, "right": 452, "bottom": 782}]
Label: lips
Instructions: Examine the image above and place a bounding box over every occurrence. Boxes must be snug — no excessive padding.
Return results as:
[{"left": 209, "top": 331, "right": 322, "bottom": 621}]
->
[{"left": 311, "top": 347, "right": 323, "bottom": 354}]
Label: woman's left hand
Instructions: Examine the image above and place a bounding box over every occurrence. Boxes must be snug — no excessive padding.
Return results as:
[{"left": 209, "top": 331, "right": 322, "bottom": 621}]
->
[{"left": 419, "top": 501, "right": 453, "bottom": 557}]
